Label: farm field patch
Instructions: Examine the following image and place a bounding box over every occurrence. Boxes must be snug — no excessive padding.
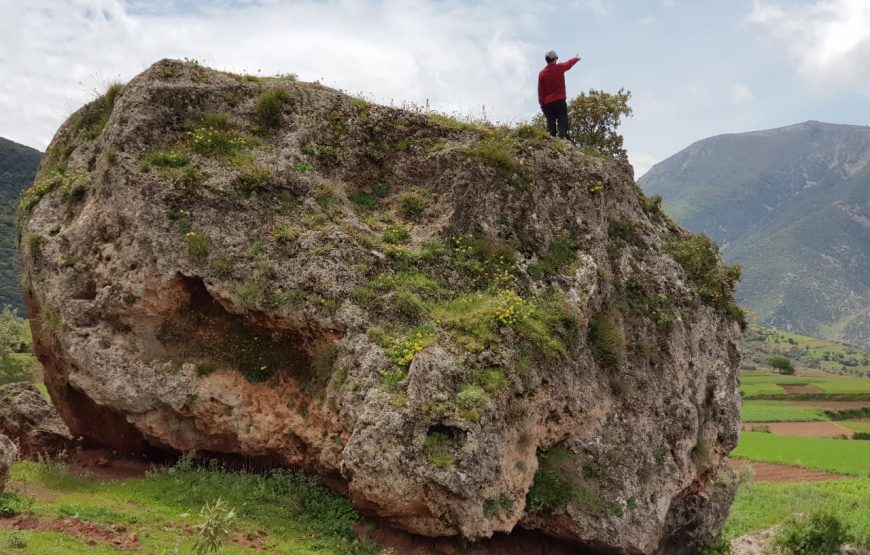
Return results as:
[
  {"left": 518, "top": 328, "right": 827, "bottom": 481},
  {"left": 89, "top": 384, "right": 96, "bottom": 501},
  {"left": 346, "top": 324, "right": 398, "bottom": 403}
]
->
[
  {"left": 731, "top": 432, "right": 870, "bottom": 476},
  {"left": 741, "top": 401, "right": 827, "bottom": 423}
]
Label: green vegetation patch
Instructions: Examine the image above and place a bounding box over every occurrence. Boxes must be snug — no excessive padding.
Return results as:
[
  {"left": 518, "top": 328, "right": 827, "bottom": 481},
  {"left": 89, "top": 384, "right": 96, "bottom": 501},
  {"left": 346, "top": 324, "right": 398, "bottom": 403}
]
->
[
  {"left": 741, "top": 401, "right": 829, "bottom": 423},
  {"left": 527, "top": 446, "right": 601, "bottom": 515},
  {"left": 724, "top": 478, "right": 870, "bottom": 547},
  {"left": 73, "top": 83, "right": 124, "bottom": 140},
  {"left": 460, "top": 136, "right": 530, "bottom": 188},
  {"left": 433, "top": 290, "right": 568, "bottom": 356},
  {"left": 665, "top": 234, "right": 740, "bottom": 310},
  {"left": 731, "top": 432, "right": 870, "bottom": 476},
  {"left": 0, "top": 461, "right": 381, "bottom": 554},
  {"left": 528, "top": 235, "right": 580, "bottom": 279},
  {"left": 253, "top": 88, "right": 292, "bottom": 131},
  {"left": 587, "top": 309, "right": 626, "bottom": 371},
  {"left": 18, "top": 169, "right": 90, "bottom": 217}
]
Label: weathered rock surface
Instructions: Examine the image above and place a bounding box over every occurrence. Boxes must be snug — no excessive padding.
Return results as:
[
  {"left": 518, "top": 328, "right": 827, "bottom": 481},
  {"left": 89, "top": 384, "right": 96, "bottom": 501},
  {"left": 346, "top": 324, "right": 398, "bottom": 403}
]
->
[
  {"left": 0, "top": 382, "right": 74, "bottom": 458},
  {"left": 0, "top": 433, "right": 16, "bottom": 492},
  {"left": 19, "top": 59, "right": 743, "bottom": 553}
]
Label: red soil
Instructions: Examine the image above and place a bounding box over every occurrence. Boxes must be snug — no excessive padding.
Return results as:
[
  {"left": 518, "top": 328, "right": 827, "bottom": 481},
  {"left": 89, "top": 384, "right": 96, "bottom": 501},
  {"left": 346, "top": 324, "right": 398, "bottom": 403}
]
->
[
  {"left": 781, "top": 385, "right": 823, "bottom": 394},
  {"left": 68, "top": 447, "right": 160, "bottom": 480},
  {"left": 729, "top": 459, "right": 849, "bottom": 483},
  {"left": 0, "top": 515, "right": 140, "bottom": 550},
  {"left": 788, "top": 400, "right": 870, "bottom": 410}
]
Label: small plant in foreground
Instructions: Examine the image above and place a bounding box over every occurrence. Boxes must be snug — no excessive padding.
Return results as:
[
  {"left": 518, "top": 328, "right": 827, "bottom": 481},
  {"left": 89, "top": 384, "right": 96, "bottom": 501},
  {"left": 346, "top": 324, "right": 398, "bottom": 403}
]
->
[
  {"left": 193, "top": 497, "right": 237, "bottom": 555},
  {"left": 772, "top": 511, "right": 851, "bottom": 555},
  {"left": 186, "top": 231, "right": 211, "bottom": 260},
  {"left": 400, "top": 192, "right": 427, "bottom": 218},
  {"left": 424, "top": 432, "right": 456, "bottom": 468}
]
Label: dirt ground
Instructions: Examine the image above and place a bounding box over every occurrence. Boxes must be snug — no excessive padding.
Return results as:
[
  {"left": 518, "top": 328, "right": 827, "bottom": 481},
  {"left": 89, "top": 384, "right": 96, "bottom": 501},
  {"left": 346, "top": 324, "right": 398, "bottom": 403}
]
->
[
  {"left": 741, "top": 421, "right": 853, "bottom": 437},
  {"left": 0, "top": 515, "right": 140, "bottom": 550},
  {"left": 67, "top": 447, "right": 160, "bottom": 480},
  {"left": 729, "top": 459, "right": 849, "bottom": 483},
  {"left": 781, "top": 384, "right": 824, "bottom": 394},
  {"left": 788, "top": 400, "right": 870, "bottom": 409}
]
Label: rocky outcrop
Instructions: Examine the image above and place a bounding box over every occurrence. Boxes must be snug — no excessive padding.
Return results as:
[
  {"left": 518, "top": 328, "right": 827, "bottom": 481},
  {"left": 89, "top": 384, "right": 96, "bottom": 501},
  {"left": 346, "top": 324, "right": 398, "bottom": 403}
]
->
[
  {"left": 18, "top": 59, "right": 743, "bottom": 553},
  {"left": 0, "top": 382, "right": 74, "bottom": 458},
  {"left": 0, "top": 434, "right": 16, "bottom": 492}
]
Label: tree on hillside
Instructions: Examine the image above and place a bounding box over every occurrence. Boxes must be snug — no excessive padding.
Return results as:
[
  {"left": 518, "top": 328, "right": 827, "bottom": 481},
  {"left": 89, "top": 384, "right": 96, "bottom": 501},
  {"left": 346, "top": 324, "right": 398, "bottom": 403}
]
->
[
  {"left": 532, "top": 88, "right": 633, "bottom": 157},
  {"left": 0, "top": 305, "right": 24, "bottom": 359},
  {"left": 768, "top": 355, "right": 795, "bottom": 375}
]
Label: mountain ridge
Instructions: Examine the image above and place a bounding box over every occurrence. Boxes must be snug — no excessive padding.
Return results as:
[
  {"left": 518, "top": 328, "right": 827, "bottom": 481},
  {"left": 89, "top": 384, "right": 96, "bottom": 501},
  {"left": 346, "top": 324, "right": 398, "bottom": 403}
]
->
[
  {"left": 639, "top": 120, "right": 870, "bottom": 347},
  {"left": 0, "top": 137, "right": 42, "bottom": 312}
]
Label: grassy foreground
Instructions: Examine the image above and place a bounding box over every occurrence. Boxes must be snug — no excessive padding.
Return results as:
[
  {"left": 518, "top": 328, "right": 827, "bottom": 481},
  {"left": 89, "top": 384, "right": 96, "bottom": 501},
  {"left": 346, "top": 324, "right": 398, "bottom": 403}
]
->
[
  {"left": 731, "top": 432, "right": 870, "bottom": 476},
  {"left": 724, "top": 478, "right": 870, "bottom": 546},
  {"left": 0, "top": 461, "right": 384, "bottom": 555}
]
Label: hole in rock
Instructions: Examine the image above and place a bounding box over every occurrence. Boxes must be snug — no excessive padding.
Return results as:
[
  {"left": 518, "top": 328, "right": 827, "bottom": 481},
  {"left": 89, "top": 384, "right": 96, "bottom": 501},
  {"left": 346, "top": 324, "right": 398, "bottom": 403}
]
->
[{"left": 151, "top": 274, "right": 339, "bottom": 387}]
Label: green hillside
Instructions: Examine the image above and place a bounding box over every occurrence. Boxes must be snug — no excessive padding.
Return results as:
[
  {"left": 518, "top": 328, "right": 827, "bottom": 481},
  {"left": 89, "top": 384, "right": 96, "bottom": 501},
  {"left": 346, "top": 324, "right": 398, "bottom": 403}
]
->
[
  {"left": 639, "top": 121, "right": 870, "bottom": 347},
  {"left": 0, "top": 137, "right": 42, "bottom": 311}
]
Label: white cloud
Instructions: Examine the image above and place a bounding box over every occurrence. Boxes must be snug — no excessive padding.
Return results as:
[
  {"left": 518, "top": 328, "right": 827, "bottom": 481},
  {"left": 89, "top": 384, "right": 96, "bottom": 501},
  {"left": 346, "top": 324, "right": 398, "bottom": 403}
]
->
[
  {"left": 638, "top": 14, "right": 655, "bottom": 25},
  {"left": 662, "top": 0, "right": 675, "bottom": 7},
  {"left": 571, "top": 0, "right": 609, "bottom": 16},
  {"left": 748, "top": 0, "right": 870, "bottom": 92},
  {"left": 0, "top": 0, "right": 543, "bottom": 150},
  {"left": 629, "top": 152, "right": 660, "bottom": 178},
  {"left": 731, "top": 83, "right": 754, "bottom": 105}
]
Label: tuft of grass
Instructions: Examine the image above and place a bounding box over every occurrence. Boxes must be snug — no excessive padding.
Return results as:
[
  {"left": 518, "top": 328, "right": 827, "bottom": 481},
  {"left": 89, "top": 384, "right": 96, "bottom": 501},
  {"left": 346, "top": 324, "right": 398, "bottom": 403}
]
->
[
  {"left": 462, "top": 137, "right": 530, "bottom": 188},
  {"left": 349, "top": 193, "right": 376, "bottom": 210},
  {"left": 143, "top": 149, "right": 189, "bottom": 169},
  {"left": 186, "top": 232, "right": 211, "bottom": 260},
  {"left": 529, "top": 235, "right": 579, "bottom": 279},
  {"left": 587, "top": 310, "right": 626, "bottom": 371},
  {"left": 400, "top": 192, "right": 427, "bottom": 218},
  {"left": 254, "top": 88, "right": 292, "bottom": 130},
  {"left": 382, "top": 225, "right": 411, "bottom": 244},
  {"left": 235, "top": 163, "right": 271, "bottom": 194},
  {"left": 73, "top": 82, "right": 124, "bottom": 140}
]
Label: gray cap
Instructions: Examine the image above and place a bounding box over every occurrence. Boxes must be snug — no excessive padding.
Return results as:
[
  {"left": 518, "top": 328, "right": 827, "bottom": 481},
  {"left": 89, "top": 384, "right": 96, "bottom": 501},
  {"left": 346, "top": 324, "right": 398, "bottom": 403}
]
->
[{"left": 545, "top": 50, "right": 558, "bottom": 62}]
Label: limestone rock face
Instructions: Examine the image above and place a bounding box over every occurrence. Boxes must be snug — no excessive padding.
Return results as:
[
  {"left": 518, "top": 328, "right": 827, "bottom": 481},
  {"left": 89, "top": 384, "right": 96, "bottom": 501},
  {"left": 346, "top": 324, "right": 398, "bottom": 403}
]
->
[
  {"left": 19, "top": 60, "right": 743, "bottom": 554},
  {"left": 0, "top": 382, "right": 74, "bottom": 458},
  {"left": 0, "top": 434, "right": 16, "bottom": 492}
]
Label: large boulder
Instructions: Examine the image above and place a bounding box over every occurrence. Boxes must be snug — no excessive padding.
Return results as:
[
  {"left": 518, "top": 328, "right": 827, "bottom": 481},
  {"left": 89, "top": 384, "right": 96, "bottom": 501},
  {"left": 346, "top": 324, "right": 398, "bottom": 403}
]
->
[
  {"left": 0, "top": 382, "right": 74, "bottom": 458},
  {"left": 18, "top": 59, "right": 743, "bottom": 553},
  {"left": 0, "top": 434, "right": 16, "bottom": 492}
]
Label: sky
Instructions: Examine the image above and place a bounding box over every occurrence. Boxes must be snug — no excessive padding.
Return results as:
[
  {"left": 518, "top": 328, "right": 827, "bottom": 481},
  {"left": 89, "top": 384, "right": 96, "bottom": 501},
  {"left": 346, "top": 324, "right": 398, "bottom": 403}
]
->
[{"left": 2, "top": 0, "right": 870, "bottom": 177}]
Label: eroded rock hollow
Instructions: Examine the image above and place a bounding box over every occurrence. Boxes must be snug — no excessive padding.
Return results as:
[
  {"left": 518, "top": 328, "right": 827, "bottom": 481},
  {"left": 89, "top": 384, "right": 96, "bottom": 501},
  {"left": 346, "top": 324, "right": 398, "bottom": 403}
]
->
[{"left": 19, "top": 59, "right": 743, "bottom": 554}]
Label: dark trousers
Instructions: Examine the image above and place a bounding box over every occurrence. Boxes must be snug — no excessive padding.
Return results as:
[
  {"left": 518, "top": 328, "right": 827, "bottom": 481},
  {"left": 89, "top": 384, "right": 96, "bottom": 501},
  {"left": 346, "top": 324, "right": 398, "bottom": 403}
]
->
[{"left": 541, "top": 99, "right": 569, "bottom": 139}]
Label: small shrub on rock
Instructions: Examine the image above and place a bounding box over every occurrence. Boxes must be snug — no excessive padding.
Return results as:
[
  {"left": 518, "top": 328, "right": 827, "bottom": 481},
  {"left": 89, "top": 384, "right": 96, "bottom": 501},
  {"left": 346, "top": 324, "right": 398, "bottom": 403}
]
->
[
  {"left": 587, "top": 310, "right": 625, "bottom": 371},
  {"left": 254, "top": 88, "right": 292, "bottom": 130}
]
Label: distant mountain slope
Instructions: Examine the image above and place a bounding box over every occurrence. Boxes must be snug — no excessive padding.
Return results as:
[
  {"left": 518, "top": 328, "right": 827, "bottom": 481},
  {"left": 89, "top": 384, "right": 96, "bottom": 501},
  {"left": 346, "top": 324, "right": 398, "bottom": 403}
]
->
[
  {"left": 0, "top": 137, "right": 42, "bottom": 311},
  {"left": 639, "top": 121, "right": 870, "bottom": 347}
]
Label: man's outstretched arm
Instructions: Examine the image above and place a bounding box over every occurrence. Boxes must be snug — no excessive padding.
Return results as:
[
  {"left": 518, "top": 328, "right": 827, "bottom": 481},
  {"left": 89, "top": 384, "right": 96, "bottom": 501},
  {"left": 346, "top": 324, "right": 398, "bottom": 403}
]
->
[{"left": 559, "top": 54, "right": 581, "bottom": 71}]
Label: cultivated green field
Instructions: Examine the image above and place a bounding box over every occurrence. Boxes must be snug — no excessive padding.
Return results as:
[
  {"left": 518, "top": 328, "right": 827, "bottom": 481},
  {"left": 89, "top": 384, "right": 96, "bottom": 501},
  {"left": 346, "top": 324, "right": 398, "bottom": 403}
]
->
[
  {"left": 741, "top": 401, "right": 828, "bottom": 423},
  {"left": 0, "top": 462, "right": 382, "bottom": 555},
  {"left": 740, "top": 371, "right": 870, "bottom": 397},
  {"left": 732, "top": 432, "right": 870, "bottom": 476},
  {"left": 842, "top": 421, "right": 870, "bottom": 433},
  {"left": 724, "top": 478, "right": 870, "bottom": 546}
]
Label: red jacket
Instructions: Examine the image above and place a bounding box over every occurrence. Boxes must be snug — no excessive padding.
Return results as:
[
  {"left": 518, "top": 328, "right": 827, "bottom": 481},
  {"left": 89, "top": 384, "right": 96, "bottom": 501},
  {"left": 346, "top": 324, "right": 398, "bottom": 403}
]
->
[{"left": 538, "top": 57, "right": 580, "bottom": 106}]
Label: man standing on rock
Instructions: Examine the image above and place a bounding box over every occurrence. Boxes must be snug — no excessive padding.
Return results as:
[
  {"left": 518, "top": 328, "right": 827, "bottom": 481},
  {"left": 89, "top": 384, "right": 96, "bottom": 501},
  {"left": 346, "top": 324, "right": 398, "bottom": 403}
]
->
[{"left": 538, "top": 50, "right": 581, "bottom": 139}]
